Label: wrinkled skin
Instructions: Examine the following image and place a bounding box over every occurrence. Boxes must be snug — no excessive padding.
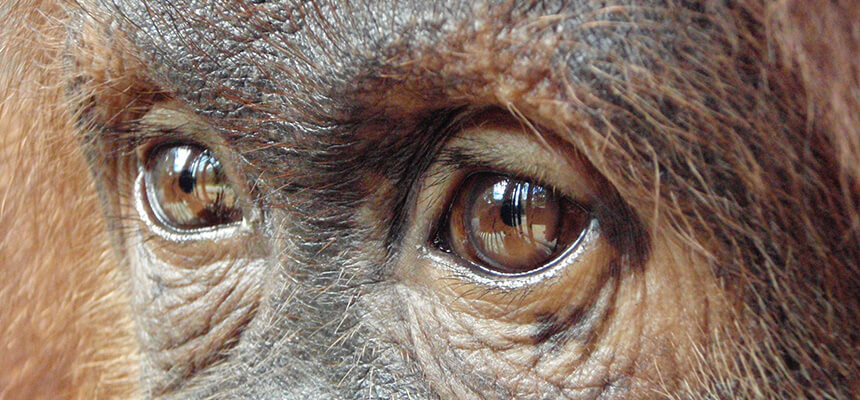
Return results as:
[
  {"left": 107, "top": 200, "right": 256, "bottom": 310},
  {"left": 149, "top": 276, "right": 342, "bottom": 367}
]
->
[{"left": 1, "top": 0, "right": 858, "bottom": 399}]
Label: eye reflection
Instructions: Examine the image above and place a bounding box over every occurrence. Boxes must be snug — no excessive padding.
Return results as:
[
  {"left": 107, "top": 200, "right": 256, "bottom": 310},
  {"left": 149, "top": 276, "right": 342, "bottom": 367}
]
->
[
  {"left": 439, "top": 173, "right": 590, "bottom": 275},
  {"left": 143, "top": 144, "right": 241, "bottom": 231}
]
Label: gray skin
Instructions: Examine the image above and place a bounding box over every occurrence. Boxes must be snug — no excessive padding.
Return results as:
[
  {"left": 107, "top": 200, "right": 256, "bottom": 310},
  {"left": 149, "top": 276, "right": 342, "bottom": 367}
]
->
[{"left": 67, "top": 0, "right": 858, "bottom": 399}]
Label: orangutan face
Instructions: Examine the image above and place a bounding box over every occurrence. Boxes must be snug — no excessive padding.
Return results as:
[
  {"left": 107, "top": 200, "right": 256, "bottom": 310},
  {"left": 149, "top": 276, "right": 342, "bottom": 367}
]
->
[{"left": 53, "top": 0, "right": 858, "bottom": 398}]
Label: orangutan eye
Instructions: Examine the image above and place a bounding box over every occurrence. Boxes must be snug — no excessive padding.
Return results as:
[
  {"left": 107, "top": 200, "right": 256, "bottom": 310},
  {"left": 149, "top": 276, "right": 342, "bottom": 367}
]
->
[
  {"left": 435, "top": 173, "right": 591, "bottom": 275},
  {"left": 142, "top": 144, "right": 241, "bottom": 232}
]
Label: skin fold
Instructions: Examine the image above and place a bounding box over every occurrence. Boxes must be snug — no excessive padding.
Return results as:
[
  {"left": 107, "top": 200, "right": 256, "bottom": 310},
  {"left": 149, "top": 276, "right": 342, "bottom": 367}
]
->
[{"left": 0, "top": 0, "right": 858, "bottom": 399}]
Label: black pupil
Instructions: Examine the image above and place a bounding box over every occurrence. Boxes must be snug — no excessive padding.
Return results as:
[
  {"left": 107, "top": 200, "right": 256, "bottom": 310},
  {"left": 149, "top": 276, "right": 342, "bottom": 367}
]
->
[
  {"left": 178, "top": 169, "right": 195, "bottom": 194},
  {"left": 500, "top": 198, "right": 520, "bottom": 227},
  {"left": 499, "top": 183, "right": 523, "bottom": 227}
]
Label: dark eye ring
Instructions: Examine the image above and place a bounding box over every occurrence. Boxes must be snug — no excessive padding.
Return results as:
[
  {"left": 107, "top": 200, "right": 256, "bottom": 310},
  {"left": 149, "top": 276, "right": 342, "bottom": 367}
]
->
[
  {"left": 140, "top": 143, "right": 242, "bottom": 233},
  {"left": 434, "top": 172, "right": 591, "bottom": 276}
]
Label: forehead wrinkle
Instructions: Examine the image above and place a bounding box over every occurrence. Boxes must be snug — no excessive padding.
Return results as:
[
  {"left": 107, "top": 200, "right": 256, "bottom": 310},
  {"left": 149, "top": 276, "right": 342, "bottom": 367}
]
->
[
  {"left": 105, "top": 0, "right": 705, "bottom": 119},
  {"left": 107, "top": 0, "right": 636, "bottom": 141},
  {"left": 105, "top": 0, "right": 705, "bottom": 234},
  {"left": 108, "top": 0, "right": 452, "bottom": 115},
  {"left": 106, "top": 0, "right": 738, "bottom": 243},
  {"left": 96, "top": 0, "right": 738, "bottom": 236}
]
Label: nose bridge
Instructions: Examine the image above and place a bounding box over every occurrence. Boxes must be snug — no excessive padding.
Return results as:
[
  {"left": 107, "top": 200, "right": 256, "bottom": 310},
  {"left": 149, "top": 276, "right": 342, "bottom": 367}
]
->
[
  {"left": 167, "top": 293, "right": 429, "bottom": 400},
  {"left": 216, "top": 256, "right": 369, "bottom": 398},
  {"left": 227, "top": 352, "right": 342, "bottom": 400},
  {"left": 224, "top": 252, "right": 439, "bottom": 399},
  {"left": 156, "top": 300, "right": 348, "bottom": 400},
  {"left": 159, "top": 356, "right": 341, "bottom": 400}
]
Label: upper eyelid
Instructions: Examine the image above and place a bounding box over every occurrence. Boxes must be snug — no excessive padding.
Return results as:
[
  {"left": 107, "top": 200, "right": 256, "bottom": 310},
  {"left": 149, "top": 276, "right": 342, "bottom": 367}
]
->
[
  {"left": 431, "top": 134, "right": 595, "bottom": 204},
  {"left": 124, "top": 102, "right": 224, "bottom": 146},
  {"left": 134, "top": 132, "right": 197, "bottom": 162},
  {"left": 418, "top": 138, "right": 590, "bottom": 249},
  {"left": 125, "top": 107, "right": 240, "bottom": 183}
]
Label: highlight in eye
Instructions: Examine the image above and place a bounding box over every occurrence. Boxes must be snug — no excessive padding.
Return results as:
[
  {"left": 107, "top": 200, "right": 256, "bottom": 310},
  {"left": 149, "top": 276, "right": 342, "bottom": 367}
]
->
[
  {"left": 436, "top": 173, "right": 591, "bottom": 275},
  {"left": 143, "top": 144, "right": 241, "bottom": 231}
]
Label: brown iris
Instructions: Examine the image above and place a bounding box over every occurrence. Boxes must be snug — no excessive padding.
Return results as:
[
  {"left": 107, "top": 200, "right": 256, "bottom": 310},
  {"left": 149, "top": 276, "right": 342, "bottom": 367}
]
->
[
  {"left": 143, "top": 144, "right": 241, "bottom": 231},
  {"left": 440, "top": 173, "right": 590, "bottom": 275}
]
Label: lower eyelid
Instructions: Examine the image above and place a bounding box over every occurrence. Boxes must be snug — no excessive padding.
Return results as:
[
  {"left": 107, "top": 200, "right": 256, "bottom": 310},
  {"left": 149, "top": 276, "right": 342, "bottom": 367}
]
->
[
  {"left": 414, "top": 220, "right": 609, "bottom": 322},
  {"left": 430, "top": 218, "right": 601, "bottom": 285}
]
